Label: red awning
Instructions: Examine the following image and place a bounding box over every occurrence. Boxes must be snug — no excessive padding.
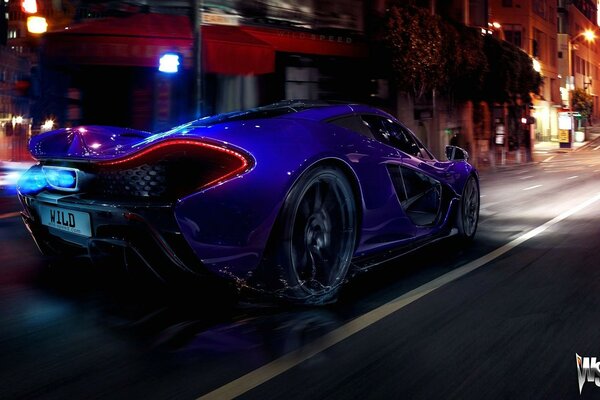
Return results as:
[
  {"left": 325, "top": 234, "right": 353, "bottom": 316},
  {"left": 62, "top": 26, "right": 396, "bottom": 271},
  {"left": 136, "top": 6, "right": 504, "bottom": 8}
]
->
[
  {"left": 202, "top": 25, "right": 274, "bottom": 75},
  {"left": 44, "top": 14, "right": 194, "bottom": 68},
  {"left": 42, "top": 13, "right": 365, "bottom": 74},
  {"left": 240, "top": 26, "right": 367, "bottom": 58},
  {"left": 43, "top": 14, "right": 275, "bottom": 75}
]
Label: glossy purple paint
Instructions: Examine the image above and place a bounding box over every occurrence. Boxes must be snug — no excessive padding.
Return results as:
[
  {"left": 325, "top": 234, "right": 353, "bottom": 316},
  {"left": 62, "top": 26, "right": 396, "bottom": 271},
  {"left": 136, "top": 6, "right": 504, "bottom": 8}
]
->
[{"left": 24, "top": 104, "right": 477, "bottom": 282}]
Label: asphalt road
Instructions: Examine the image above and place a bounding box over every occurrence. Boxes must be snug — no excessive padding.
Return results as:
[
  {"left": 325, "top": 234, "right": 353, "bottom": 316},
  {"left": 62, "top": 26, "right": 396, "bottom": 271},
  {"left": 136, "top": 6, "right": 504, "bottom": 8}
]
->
[{"left": 2, "top": 147, "right": 600, "bottom": 399}]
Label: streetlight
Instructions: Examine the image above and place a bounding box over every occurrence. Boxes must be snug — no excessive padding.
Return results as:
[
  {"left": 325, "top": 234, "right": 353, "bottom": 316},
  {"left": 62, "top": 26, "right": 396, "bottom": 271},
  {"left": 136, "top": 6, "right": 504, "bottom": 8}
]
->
[{"left": 566, "top": 29, "right": 596, "bottom": 148}]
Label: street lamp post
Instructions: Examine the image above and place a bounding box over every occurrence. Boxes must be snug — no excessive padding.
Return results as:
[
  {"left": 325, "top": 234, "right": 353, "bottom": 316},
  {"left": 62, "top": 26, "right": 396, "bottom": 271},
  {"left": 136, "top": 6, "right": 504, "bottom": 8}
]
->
[{"left": 192, "top": 0, "right": 204, "bottom": 118}]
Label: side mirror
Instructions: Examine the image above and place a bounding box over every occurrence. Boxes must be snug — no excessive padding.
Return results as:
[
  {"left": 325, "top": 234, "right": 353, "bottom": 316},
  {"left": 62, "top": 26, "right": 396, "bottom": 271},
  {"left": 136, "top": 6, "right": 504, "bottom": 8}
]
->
[{"left": 446, "top": 145, "right": 469, "bottom": 161}]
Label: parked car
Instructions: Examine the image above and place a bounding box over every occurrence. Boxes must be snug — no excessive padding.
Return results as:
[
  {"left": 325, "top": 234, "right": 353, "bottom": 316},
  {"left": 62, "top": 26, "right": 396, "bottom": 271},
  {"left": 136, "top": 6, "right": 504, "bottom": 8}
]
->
[{"left": 17, "top": 101, "right": 479, "bottom": 304}]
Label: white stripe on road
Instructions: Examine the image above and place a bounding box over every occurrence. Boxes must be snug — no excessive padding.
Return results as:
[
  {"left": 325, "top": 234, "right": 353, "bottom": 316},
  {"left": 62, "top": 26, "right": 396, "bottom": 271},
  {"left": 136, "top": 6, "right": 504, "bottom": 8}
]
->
[
  {"left": 523, "top": 185, "right": 542, "bottom": 191},
  {"left": 0, "top": 211, "right": 20, "bottom": 220},
  {"left": 543, "top": 156, "right": 556, "bottom": 163},
  {"left": 594, "top": 145, "right": 600, "bottom": 151},
  {"left": 519, "top": 175, "right": 534, "bottom": 180},
  {"left": 197, "top": 192, "right": 600, "bottom": 400},
  {"left": 567, "top": 176, "right": 579, "bottom": 180}
]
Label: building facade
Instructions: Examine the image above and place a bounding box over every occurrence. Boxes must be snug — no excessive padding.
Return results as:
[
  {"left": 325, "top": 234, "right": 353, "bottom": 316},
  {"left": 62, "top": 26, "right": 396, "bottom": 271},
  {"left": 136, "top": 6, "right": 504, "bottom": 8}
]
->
[
  {"left": 490, "top": 0, "right": 561, "bottom": 143},
  {"left": 558, "top": 0, "right": 600, "bottom": 135}
]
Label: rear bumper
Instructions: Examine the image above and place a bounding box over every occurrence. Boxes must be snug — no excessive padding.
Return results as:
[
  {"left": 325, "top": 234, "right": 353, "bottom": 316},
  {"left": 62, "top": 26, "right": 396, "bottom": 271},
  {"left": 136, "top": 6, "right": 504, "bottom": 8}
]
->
[{"left": 19, "top": 192, "right": 210, "bottom": 282}]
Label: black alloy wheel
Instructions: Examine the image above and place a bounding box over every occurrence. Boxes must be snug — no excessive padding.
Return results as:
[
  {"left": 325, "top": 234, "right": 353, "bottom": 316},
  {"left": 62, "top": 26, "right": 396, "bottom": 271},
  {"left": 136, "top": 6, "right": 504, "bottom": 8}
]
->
[
  {"left": 456, "top": 175, "right": 480, "bottom": 241},
  {"left": 272, "top": 165, "right": 357, "bottom": 304}
]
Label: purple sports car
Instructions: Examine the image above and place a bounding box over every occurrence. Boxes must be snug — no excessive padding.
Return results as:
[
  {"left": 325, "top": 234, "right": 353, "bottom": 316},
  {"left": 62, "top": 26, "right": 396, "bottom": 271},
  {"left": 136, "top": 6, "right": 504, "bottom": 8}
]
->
[{"left": 17, "top": 101, "right": 479, "bottom": 304}]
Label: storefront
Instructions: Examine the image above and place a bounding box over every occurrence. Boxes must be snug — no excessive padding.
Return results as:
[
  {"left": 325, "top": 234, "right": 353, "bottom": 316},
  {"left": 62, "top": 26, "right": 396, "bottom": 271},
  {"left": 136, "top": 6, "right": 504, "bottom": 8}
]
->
[{"left": 40, "top": 11, "right": 368, "bottom": 131}]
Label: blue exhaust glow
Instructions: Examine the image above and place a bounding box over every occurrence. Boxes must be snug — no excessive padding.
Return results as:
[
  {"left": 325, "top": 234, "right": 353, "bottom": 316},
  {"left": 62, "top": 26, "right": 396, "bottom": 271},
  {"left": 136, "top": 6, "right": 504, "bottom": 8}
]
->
[
  {"left": 17, "top": 167, "right": 47, "bottom": 194},
  {"left": 42, "top": 167, "right": 77, "bottom": 190}
]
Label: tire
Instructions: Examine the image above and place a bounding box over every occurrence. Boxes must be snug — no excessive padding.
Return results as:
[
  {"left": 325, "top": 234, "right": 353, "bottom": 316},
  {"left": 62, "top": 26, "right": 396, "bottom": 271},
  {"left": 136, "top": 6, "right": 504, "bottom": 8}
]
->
[
  {"left": 456, "top": 175, "right": 480, "bottom": 241},
  {"left": 270, "top": 165, "right": 358, "bottom": 304}
]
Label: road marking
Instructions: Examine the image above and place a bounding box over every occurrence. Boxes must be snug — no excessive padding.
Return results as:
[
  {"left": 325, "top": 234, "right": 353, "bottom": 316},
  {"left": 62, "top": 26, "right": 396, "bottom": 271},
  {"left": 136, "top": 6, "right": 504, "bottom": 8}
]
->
[
  {"left": 523, "top": 185, "right": 542, "bottom": 191},
  {"left": 0, "top": 211, "right": 20, "bottom": 220},
  {"left": 197, "top": 192, "right": 600, "bottom": 400},
  {"left": 567, "top": 176, "right": 579, "bottom": 180},
  {"left": 519, "top": 175, "right": 534, "bottom": 180},
  {"left": 542, "top": 155, "right": 555, "bottom": 163},
  {"left": 594, "top": 145, "right": 600, "bottom": 151}
]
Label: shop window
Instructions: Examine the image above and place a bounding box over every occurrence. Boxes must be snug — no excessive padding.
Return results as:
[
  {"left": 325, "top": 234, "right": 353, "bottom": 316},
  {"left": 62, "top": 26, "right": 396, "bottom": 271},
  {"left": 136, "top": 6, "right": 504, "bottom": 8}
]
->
[
  {"left": 285, "top": 66, "right": 319, "bottom": 100},
  {"left": 215, "top": 75, "right": 259, "bottom": 114}
]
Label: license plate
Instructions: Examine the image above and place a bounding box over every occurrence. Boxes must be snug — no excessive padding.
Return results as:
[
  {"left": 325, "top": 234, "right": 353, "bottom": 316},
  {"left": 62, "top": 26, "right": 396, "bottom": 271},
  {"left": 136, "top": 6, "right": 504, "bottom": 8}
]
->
[{"left": 39, "top": 205, "right": 92, "bottom": 237}]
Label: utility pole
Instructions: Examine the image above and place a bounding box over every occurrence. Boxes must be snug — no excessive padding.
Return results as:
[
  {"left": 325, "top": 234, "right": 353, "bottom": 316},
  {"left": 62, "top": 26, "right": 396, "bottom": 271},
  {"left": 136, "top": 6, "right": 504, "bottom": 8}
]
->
[{"left": 192, "top": 0, "right": 203, "bottom": 118}]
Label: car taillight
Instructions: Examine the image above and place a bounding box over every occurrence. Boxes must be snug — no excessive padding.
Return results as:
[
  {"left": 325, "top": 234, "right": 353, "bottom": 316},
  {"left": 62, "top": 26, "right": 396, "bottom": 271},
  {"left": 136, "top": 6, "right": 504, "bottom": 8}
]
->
[{"left": 96, "top": 139, "right": 253, "bottom": 197}]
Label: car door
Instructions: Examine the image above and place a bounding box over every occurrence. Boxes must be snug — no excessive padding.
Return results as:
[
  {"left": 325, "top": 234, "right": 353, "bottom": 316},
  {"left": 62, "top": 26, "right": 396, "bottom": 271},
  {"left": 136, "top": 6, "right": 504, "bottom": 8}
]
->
[{"left": 360, "top": 115, "right": 448, "bottom": 236}]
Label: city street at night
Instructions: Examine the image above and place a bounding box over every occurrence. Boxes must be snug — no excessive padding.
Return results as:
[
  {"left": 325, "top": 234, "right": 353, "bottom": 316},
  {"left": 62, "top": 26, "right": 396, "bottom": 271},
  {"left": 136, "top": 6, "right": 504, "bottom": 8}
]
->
[
  {"left": 1, "top": 145, "right": 600, "bottom": 399},
  {"left": 5, "top": 0, "right": 600, "bottom": 399}
]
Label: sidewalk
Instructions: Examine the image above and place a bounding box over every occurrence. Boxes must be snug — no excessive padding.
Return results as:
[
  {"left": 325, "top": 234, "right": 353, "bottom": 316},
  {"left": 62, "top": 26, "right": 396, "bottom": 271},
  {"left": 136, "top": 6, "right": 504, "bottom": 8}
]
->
[
  {"left": 532, "top": 129, "right": 600, "bottom": 161},
  {"left": 476, "top": 129, "right": 600, "bottom": 171}
]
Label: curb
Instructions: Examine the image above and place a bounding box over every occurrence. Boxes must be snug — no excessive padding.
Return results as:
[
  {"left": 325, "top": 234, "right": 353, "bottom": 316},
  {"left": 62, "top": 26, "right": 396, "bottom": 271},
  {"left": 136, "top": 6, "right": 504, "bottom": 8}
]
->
[{"left": 575, "top": 135, "right": 600, "bottom": 151}]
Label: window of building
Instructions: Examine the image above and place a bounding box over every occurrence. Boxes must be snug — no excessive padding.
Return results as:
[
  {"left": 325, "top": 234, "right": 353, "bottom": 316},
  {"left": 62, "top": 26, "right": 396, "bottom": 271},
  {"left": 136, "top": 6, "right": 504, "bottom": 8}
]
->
[
  {"left": 503, "top": 24, "right": 523, "bottom": 48},
  {"left": 533, "top": 0, "right": 547, "bottom": 19},
  {"left": 533, "top": 28, "right": 545, "bottom": 61},
  {"left": 550, "top": 78, "right": 559, "bottom": 102}
]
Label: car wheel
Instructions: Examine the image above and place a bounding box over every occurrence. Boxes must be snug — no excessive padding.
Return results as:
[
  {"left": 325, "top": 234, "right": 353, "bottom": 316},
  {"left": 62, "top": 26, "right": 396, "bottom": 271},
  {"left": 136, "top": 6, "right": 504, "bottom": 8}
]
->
[
  {"left": 456, "top": 175, "right": 480, "bottom": 241},
  {"left": 272, "top": 165, "right": 357, "bottom": 304}
]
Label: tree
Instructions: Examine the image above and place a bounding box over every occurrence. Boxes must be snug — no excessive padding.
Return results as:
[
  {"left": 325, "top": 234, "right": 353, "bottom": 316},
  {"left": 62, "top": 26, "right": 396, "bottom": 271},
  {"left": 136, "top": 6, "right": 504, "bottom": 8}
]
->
[
  {"left": 480, "top": 36, "right": 541, "bottom": 104},
  {"left": 383, "top": 5, "right": 541, "bottom": 105},
  {"left": 572, "top": 88, "right": 593, "bottom": 122},
  {"left": 384, "top": 5, "right": 444, "bottom": 100},
  {"left": 439, "top": 21, "right": 487, "bottom": 103}
]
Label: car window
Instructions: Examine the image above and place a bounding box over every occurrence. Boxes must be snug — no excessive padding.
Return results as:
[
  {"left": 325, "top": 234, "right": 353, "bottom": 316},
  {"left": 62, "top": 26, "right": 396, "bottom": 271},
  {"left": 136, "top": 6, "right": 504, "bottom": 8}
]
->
[
  {"left": 361, "top": 115, "right": 425, "bottom": 158},
  {"left": 409, "top": 131, "right": 435, "bottom": 160},
  {"left": 385, "top": 120, "right": 434, "bottom": 160},
  {"left": 327, "top": 115, "right": 374, "bottom": 138},
  {"left": 360, "top": 115, "right": 391, "bottom": 142}
]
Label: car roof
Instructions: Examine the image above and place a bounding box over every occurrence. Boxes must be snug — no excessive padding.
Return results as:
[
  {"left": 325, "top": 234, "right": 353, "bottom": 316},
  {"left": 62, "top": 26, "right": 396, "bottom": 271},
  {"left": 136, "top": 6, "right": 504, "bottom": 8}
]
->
[{"left": 189, "top": 101, "right": 389, "bottom": 127}]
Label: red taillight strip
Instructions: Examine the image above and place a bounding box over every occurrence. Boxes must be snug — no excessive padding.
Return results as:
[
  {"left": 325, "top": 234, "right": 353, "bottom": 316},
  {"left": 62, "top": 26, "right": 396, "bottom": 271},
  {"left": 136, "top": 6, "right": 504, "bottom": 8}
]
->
[{"left": 97, "top": 139, "right": 251, "bottom": 188}]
